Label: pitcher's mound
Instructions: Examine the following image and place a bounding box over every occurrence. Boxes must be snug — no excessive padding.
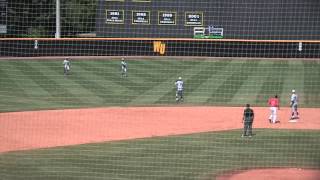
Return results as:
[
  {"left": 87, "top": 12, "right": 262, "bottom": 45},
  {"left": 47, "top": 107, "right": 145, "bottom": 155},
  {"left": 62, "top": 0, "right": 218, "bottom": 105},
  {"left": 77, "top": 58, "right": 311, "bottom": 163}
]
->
[{"left": 216, "top": 168, "right": 320, "bottom": 180}]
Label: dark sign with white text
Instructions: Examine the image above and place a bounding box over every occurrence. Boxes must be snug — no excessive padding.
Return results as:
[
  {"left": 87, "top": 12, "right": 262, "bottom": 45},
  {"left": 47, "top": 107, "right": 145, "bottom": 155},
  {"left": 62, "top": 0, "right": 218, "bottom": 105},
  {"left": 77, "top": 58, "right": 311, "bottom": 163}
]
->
[
  {"left": 132, "top": 11, "right": 150, "bottom": 24},
  {"left": 185, "top": 12, "right": 203, "bottom": 26},
  {"left": 158, "top": 12, "right": 176, "bottom": 25},
  {"left": 106, "top": 10, "right": 124, "bottom": 24}
]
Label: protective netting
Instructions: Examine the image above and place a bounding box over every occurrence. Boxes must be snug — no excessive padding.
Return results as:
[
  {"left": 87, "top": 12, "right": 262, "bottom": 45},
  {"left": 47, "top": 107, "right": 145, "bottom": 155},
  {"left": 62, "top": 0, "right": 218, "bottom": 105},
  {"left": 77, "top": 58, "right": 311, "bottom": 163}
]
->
[{"left": 0, "top": 1, "right": 320, "bottom": 180}]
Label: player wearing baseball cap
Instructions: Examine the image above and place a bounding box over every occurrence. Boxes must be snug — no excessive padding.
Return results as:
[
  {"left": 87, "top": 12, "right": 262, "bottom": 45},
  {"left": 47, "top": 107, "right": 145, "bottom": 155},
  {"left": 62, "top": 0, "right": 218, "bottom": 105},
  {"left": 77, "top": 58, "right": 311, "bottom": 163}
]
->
[
  {"left": 175, "top": 77, "right": 184, "bottom": 102},
  {"left": 63, "top": 57, "right": 71, "bottom": 75},
  {"left": 290, "top": 89, "right": 299, "bottom": 120},
  {"left": 242, "top": 104, "right": 254, "bottom": 137},
  {"left": 268, "top": 95, "right": 280, "bottom": 123},
  {"left": 121, "top": 58, "right": 127, "bottom": 77}
]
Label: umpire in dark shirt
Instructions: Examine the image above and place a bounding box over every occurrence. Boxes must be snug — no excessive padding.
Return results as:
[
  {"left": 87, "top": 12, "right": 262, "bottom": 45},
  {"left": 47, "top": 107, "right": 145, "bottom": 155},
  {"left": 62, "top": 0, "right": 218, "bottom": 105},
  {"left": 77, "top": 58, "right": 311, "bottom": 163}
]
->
[{"left": 242, "top": 104, "right": 254, "bottom": 137}]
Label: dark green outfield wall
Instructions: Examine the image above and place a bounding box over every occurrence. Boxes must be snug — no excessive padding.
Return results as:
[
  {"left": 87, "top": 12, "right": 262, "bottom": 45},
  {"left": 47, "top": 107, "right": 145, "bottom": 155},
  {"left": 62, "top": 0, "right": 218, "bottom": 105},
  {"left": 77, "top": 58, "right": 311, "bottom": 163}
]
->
[
  {"left": 96, "top": 0, "right": 320, "bottom": 40},
  {"left": 1, "top": 40, "right": 320, "bottom": 58}
]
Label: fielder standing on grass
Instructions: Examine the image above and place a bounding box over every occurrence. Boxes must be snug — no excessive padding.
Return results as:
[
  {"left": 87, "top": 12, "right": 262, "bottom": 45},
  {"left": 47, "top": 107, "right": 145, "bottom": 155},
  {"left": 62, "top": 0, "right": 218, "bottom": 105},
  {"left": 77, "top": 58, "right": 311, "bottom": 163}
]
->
[
  {"left": 175, "top": 77, "right": 184, "bottom": 102},
  {"left": 290, "top": 89, "right": 299, "bottom": 120},
  {"left": 268, "top": 95, "right": 280, "bottom": 123},
  {"left": 242, "top": 104, "right": 254, "bottom": 137},
  {"left": 63, "top": 57, "right": 71, "bottom": 75},
  {"left": 121, "top": 58, "right": 127, "bottom": 77}
]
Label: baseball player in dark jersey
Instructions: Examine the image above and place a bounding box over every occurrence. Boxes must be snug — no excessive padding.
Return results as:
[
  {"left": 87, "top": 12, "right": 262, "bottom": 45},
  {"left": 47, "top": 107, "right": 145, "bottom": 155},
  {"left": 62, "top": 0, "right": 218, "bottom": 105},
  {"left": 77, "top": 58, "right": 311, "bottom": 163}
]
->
[{"left": 242, "top": 104, "right": 254, "bottom": 137}]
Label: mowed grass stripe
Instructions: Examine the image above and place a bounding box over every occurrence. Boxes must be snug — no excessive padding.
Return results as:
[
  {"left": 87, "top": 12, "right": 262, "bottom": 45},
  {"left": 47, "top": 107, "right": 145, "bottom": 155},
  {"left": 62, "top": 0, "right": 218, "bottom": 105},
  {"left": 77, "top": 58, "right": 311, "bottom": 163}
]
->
[
  {"left": 0, "top": 62, "right": 63, "bottom": 111},
  {"left": 158, "top": 59, "right": 232, "bottom": 104},
  {"left": 91, "top": 58, "right": 196, "bottom": 86},
  {"left": 80, "top": 59, "right": 173, "bottom": 92},
  {"left": 206, "top": 60, "right": 260, "bottom": 105},
  {"left": 88, "top": 60, "right": 148, "bottom": 93},
  {"left": 93, "top": 59, "right": 151, "bottom": 84},
  {"left": 0, "top": 62, "right": 27, "bottom": 97},
  {"left": 255, "top": 60, "right": 288, "bottom": 106},
  {"left": 78, "top": 60, "right": 130, "bottom": 91},
  {"left": 65, "top": 59, "right": 187, "bottom": 105},
  {"left": 185, "top": 60, "right": 231, "bottom": 97},
  {"left": 145, "top": 59, "right": 201, "bottom": 85},
  {"left": 0, "top": 64, "right": 30, "bottom": 112},
  {"left": 151, "top": 60, "right": 205, "bottom": 104},
  {"left": 130, "top": 59, "right": 175, "bottom": 83},
  {"left": 3, "top": 61, "right": 52, "bottom": 97},
  {"left": 185, "top": 59, "right": 232, "bottom": 104},
  {"left": 187, "top": 59, "right": 246, "bottom": 104},
  {"left": 37, "top": 60, "right": 107, "bottom": 105},
  {"left": 280, "top": 60, "right": 304, "bottom": 106},
  {"left": 159, "top": 60, "right": 215, "bottom": 104},
  {"left": 124, "top": 59, "right": 194, "bottom": 102},
  {"left": 2, "top": 58, "right": 319, "bottom": 111},
  {"left": 229, "top": 60, "right": 270, "bottom": 106},
  {"left": 130, "top": 60, "right": 205, "bottom": 105},
  {"left": 1, "top": 61, "right": 71, "bottom": 111},
  {"left": 1, "top": 130, "right": 319, "bottom": 180},
  {"left": 71, "top": 61, "right": 133, "bottom": 105},
  {"left": 303, "top": 60, "right": 320, "bottom": 106},
  {"left": 79, "top": 60, "right": 154, "bottom": 103},
  {"left": 129, "top": 60, "right": 165, "bottom": 82},
  {"left": 0, "top": 65, "right": 26, "bottom": 98},
  {"left": 138, "top": 58, "right": 174, "bottom": 67},
  {"left": 14, "top": 61, "right": 85, "bottom": 106},
  {"left": 129, "top": 59, "right": 200, "bottom": 83}
]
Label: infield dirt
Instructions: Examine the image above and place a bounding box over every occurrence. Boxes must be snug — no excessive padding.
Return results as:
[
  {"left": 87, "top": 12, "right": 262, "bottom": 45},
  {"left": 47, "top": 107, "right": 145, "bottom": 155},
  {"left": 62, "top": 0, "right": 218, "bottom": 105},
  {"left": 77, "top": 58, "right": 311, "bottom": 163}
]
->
[
  {"left": 1, "top": 106, "right": 319, "bottom": 153},
  {"left": 1, "top": 106, "right": 319, "bottom": 180}
]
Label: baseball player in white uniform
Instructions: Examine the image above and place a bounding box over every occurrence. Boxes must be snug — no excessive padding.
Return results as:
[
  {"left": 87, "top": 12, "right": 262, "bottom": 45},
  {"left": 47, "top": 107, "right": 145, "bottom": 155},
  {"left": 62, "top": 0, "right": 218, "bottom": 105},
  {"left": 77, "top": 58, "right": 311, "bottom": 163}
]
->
[
  {"left": 121, "top": 58, "right": 127, "bottom": 77},
  {"left": 175, "top": 77, "right": 184, "bottom": 102},
  {"left": 290, "top": 89, "right": 299, "bottom": 120},
  {"left": 63, "top": 57, "right": 71, "bottom": 75}
]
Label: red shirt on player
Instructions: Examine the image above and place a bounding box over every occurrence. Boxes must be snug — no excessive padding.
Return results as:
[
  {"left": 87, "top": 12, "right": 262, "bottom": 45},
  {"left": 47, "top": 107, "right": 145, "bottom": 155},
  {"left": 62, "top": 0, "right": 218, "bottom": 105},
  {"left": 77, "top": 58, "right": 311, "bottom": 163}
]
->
[{"left": 268, "top": 96, "right": 279, "bottom": 107}]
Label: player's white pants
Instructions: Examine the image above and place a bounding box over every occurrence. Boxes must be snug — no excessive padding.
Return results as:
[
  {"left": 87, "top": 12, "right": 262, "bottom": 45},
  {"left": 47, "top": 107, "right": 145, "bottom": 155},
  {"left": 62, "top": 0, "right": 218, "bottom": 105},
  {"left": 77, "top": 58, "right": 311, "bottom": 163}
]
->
[
  {"left": 64, "top": 65, "right": 70, "bottom": 71},
  {"left": 291, "top": 103, "right": 298, "bottom": 118},
  {"left": 269, "top": 107, "right": 277, "bottom": 123}
]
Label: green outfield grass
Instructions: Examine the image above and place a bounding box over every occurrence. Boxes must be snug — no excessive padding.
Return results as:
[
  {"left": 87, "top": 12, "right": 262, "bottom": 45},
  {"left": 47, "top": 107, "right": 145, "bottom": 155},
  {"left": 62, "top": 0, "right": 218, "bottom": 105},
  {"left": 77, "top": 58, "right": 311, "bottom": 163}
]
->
[
  {"left": 1, "top": 58, "right": 320, "bottom": 179},
  {"left": 0, "top": 129, "right": 319, "bottom": 180},
  {"left": 0, "top": 58, "right": 319, "bottom": 112}
]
